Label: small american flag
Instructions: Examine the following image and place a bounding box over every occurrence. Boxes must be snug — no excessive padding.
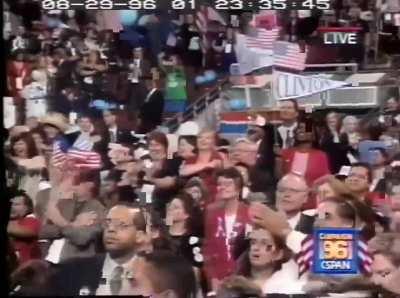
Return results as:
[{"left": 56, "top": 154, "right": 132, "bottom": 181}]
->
[
  {"left": 294, "top": 235, "right": 373, "bottom": 277},
  {"left": 196, "top": 5, "right": 226, "bottom": 53},
  {"left": 273, "top": 41, "right": 307, "bottom": 71},
  {"left": 51, "top": 137, "right": 101, "bottom": 169},
  {"left": 245, "top": 28, "right": 280, "bottom": 51}
]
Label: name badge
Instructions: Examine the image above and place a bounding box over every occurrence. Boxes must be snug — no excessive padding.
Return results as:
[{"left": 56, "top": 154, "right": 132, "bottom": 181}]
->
[{"left": 313, "top": 228, "right": 359, "bottom": 275}]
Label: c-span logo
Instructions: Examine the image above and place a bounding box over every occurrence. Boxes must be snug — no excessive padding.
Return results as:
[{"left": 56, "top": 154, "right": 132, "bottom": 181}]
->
[{"left": 313, "top": 228, "right": 359, "bottom": 275}]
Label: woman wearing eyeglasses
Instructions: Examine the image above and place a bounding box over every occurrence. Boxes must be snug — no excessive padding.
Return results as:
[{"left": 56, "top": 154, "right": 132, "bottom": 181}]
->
[{"left": 236, "top": 227, "right": 303, "bottom": 296}]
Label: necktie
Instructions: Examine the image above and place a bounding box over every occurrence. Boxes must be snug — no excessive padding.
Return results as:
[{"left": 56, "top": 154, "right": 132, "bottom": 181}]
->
[
  {"left": 284, "top": 130, "right": 291, "bottom": 149},
  {"left": 110, "top": 130, "right": 116, "bottom": 143},
  {"left": 109, "top": 266, "right": 123, "bottom": 295}
]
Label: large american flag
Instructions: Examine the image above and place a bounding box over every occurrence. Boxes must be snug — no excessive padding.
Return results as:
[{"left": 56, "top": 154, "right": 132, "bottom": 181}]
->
[
  {"left": 295, "top": 235, "right": 373, "bottom": 277},
  {"left": 273, "top": 41, "right": 307, "bottom": 71},
  {"left": 245, "top": 28, "right": 280, "bottom": 51},
  {"left": 52, "top": 137, "right": 102, "bottom": 169}
]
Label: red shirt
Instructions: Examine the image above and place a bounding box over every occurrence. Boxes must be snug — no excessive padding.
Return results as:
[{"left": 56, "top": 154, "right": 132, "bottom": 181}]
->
[
  {"left": 203, "top": 201, "right": 250, "bottom": 283},
  {"left": 11, "top": 215, "right": 41, "bottom": 264},
  {"left": 280, "top": 148, "right": 331, "bottom": 186},
  {"left": 185, "top": 151, "right": 223, "bottom": 205},
  {"left": 281, "top": 148, "right": 331, "bottom": 209}
]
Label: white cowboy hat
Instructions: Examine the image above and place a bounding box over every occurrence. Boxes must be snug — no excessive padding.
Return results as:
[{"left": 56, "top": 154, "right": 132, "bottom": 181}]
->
[{"left": 40, "top": 112, "right": 69, "bottom": 132}]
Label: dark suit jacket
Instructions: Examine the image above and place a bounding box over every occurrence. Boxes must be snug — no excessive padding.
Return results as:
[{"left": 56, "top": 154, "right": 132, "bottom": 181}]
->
[
  {"left": 49, "top": 254, "right": 105, "bottom": 295},
  {"left": 256, "top": 124, "right": 276, "bottom": 175},
  {"left": 48, "top": 254, "right": 144, "bottom": 296},
  {"left": 138, "top": 89, "right": 165, "bottom": 134},
  {"left": 295, "top": 213, "right": 315, "bottom": 235},
  {"left": 97, "top": 127, "right": 138, "bottom": 169},
  {"left": 54, "top": 60, "right": 77, "bottom": 92}
]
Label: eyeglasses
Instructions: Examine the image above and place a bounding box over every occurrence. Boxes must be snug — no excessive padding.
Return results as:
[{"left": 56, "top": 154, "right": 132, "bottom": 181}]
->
[
  {"left": 277, "top": 186, "right": 308, "bottom": 194},
  {"left": 102, "top": 219, "right": 135, "bottom": 231}
]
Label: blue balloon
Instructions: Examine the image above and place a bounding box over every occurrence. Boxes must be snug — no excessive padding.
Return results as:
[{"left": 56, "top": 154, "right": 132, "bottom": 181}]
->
[
  {"left": 204, "top": 70, "right": 217, "bottom": 82},
  {"left": 90, "top": 100, "right": 116, "bottom": 110},
  {"left": 229, "top": 99, "right": 247, "bottom": 111},
  {"left": 195, "top": 75, "right": 206, "bottom": 85},
  {"left": 120, "top": 10, "right": 138, "bottom": 26}
]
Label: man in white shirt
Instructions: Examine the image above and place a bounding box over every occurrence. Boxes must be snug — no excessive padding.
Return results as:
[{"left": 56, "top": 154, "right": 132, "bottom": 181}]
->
[
  {"left": 276, "top": 173, "right": 314, "bottom": 234},
  {"left": 48, "top": 203, "right": 147, "bottom": 296}
]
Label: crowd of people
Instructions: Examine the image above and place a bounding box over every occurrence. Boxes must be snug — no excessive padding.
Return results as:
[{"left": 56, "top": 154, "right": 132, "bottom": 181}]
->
[{"left": 4, "top": 1, "right": 400, "bottom": 298}]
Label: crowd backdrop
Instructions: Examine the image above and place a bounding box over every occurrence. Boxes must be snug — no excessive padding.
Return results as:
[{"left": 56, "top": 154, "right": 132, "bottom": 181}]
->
[{"left": 3, "top": 0, "right": 400, "bottom": 297}]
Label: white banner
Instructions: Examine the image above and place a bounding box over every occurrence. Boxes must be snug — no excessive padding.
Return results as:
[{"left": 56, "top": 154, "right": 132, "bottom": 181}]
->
[{"left": 272, "top": 71, "right": 349, "bottom": 100}]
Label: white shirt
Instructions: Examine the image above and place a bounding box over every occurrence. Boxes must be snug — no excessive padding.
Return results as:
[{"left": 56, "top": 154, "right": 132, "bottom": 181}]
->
[
  {"left": 96, "top": 254, "right": 135, "bottom": 295},
  {"left": 287, "top": 212, "right": 302, "bottom": 230},
  {"left": 225, "top": 214, "right": 236, "bottom": 259},
  {"left": 278, "top": 122, "right": 298, "bottom": 149},
  {"left": 109, "top": 126, "right": 117, "bottom": 143},
  {"left": 262, "top": 259, "right": 307, "bottom": 294},
  {"left": 145, "top": 88, "right": 157, "bottom": 103}
]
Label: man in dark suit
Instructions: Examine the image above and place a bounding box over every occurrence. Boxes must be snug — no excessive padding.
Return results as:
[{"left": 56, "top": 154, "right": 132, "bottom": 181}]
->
[
  {"left": 126, "top": 47, "right": 153, "bottom": 111},
  {"left": 137, "top": 80, "right": 165, "bottom": 134},
  {"left": 100, "top": 109, "right": 138, "bottom": 168},
  {"left": 48, "top": 203, "right": 147, "bottom": 296},
  {"left": 276, "top": 99, "right": 300, "bottom": 150},
  {"left": 52, "top": 48, "right": 78, "bottom": 94},
  {"left": 102, "top": 109, "right": 137, "bottom": 145}
]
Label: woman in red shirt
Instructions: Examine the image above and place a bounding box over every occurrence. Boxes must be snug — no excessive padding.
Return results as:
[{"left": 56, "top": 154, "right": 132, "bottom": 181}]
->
[
  {"left": 8, "top": 193, "right": 41, "bottom": 265},
  {"left": 179, "top": 129, "right": 223, "bottom": 205},
  {"left": 277, "top": 121, "right": 331, "bottom": 208}
]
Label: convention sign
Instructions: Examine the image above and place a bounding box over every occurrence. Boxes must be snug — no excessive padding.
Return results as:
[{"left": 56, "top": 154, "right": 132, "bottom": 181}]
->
[
  {"left": 272, "top": 71, "right": 349, "bottom": 100},
  {"left": 313, "top": 228, "right": 359, "bottom": 275}
]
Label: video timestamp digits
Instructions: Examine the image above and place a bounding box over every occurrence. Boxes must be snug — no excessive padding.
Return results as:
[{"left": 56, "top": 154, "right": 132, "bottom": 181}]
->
[
  {"left": 41, "top": 0, "right": 159, "bottom": 10},
  {"left": 213, "top": 0, "right": 331, "bottom": 10}
]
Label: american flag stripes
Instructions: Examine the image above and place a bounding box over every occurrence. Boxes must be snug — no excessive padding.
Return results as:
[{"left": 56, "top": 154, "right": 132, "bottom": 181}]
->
[
  {"left": 295, "top": 235, "right": 314, "bottom": 276},
  {"left": 273, "top": 41, "right": 307, "bottom": 71},
  {"left": 51, "top": 137, "right": 102, "bottom": 169},
  {"left": 294, "top": 235, "right": 372, "bottom": 276},
  {"left": 245, "top": 28, "right": 280, "bottom": 51}
]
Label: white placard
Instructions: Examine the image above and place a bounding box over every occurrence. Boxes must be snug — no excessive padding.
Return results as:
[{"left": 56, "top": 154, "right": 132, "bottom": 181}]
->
[{"left": 4, "top": 97, "right": 16, "bottom": 129}]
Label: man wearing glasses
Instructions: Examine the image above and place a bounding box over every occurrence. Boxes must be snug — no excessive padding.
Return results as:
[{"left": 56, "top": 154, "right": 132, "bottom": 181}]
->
[
  {"left": 48, "top": 203, "right": 147, "bottom": 296},
  {"left": 345, "top": 163, "right": 372, "bottom": 202},
  {"left": 275, "top": 173, "right": 314, "bottom": 234}
]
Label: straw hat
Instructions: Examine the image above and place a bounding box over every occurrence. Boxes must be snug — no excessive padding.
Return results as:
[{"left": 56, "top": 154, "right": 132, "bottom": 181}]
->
[{"left": 40, "top": 112, "right": 69, "bottom": 132}]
